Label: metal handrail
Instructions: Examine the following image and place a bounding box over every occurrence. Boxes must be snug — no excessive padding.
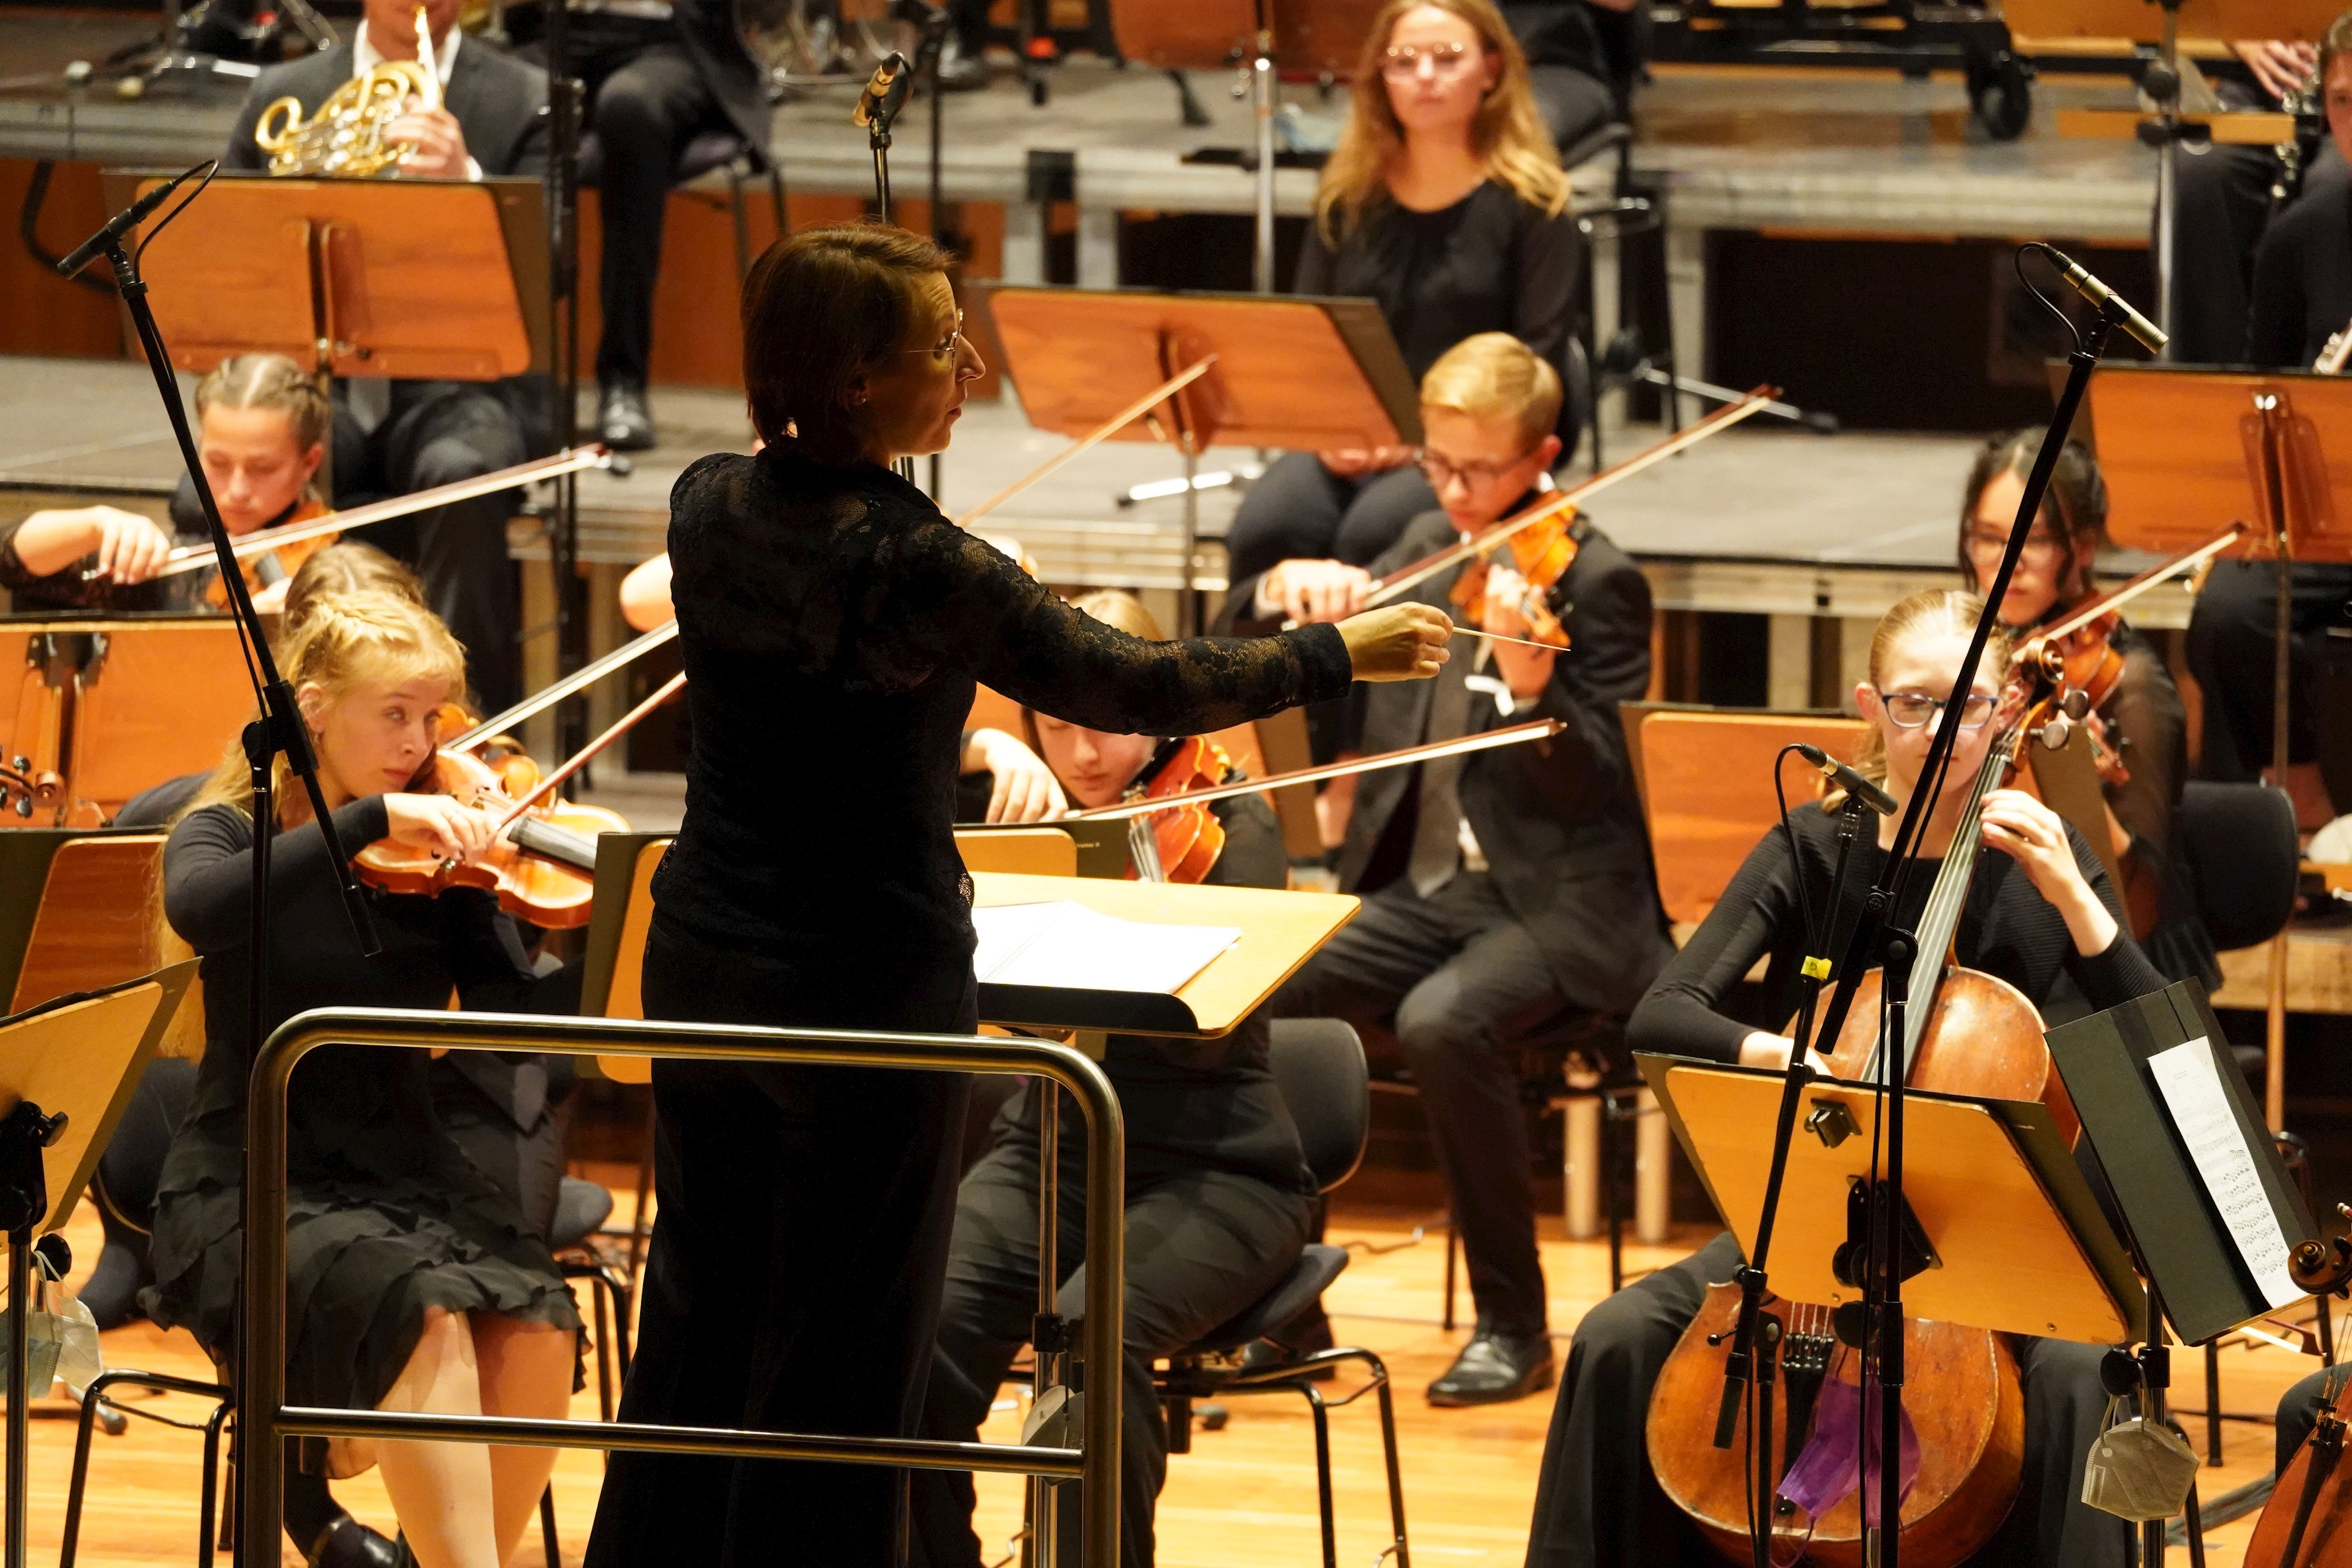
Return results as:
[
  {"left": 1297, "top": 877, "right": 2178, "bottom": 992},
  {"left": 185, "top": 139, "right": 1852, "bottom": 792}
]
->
[{"left": 239, "top": 1008, "right": 1126, "bottom": 1567}]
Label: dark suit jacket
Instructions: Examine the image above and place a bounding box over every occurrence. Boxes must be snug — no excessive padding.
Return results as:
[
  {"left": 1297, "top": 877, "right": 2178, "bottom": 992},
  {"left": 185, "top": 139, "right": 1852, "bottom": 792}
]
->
[
  {"left": 225, "top": 35, "right": 551, "bottom": 177},
  {"left": 671, "top": 0, "right": 772, "bottom": 156},
  {"left": 1231, "top": 508, "right": 1673, "bottom": 1014}
]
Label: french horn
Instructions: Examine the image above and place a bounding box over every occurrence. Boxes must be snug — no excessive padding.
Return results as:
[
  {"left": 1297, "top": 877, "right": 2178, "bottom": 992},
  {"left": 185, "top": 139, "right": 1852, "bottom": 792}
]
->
[{"left": 254, "top": 5, "right": 441, "bottom": 177}]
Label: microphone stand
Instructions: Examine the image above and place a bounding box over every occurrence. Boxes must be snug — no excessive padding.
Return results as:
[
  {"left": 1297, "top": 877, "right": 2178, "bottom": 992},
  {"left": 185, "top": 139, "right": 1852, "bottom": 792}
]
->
[
  {"left": 857, "top": 52, "right": 917, "bottom": 484},
  {"left": 1711, "top": 784, "right": 1870, "bottom": 1568},
  {"left": 66, "top": 205, "right": 382, "bottom": 1567},
  {"left": 1796, "top": 290, "right": 2129, "bottom": 1568},
  {"left": 543, "top": 0, "right": 589, "bottom": 766}
]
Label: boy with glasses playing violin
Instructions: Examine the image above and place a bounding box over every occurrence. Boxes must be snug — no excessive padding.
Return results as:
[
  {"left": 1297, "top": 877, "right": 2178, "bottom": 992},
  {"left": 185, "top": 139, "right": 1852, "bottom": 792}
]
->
[{"left": 1227, "top": 331, "right": 1672, "bottom": 1406}]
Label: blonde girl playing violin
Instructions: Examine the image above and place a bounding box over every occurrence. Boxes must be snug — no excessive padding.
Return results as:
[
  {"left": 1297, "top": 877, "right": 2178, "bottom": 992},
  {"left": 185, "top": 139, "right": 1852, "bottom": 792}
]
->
[{"left": 149, "top": 590, "right": 578, "bottom": 1568}]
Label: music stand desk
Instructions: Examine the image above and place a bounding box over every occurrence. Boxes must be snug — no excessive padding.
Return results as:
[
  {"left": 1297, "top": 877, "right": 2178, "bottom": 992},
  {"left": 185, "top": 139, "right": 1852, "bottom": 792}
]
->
[
  {"left": 971, "top": 870, "right": 1357, "bottom": 1038},
  {"left": 1639, "top": 1055, "right": 2144, "bottom": 1345},
  {"left": 114, "top": 172, "right": 544, "bottom": 381}
]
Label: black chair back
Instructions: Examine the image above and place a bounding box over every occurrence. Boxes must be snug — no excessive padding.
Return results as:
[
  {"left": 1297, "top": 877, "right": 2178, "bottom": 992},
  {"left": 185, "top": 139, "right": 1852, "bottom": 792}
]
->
[
  {"left": 2176, "top": 780, "right": 2300, "bottom": 951},
  {"left": 1267, "top": 1018, "right": 1369, "bottom": 1195}
]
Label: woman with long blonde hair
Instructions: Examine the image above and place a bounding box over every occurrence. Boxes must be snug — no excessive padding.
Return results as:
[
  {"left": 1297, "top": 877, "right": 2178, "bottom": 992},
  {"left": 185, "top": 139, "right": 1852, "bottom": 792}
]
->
[
  {"left": 1224, "top": 0, "right": 1584, "bottom": 585},
  {"left": 145, "top": 590, "right": 581, "bottom": 1568}
]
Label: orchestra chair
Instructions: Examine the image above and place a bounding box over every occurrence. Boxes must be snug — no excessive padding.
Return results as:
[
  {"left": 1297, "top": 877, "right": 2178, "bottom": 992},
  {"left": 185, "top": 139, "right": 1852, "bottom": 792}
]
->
[
  {"left": 1156, "top": 1017, "right": 1410, "bottom": 1568},
  {"left": 578, "top": 128, "right": 786, "bottom": 287}
]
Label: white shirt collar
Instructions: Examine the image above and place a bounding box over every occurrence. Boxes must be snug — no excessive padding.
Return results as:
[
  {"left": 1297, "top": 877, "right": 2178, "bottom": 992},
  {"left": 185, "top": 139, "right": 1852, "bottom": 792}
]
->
[{"left": 353, "top": 16, "right": 461, "bottom": 84}]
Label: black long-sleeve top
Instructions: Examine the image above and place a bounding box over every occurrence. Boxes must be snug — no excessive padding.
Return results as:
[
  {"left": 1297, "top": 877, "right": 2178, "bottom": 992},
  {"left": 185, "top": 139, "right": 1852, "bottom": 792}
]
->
[
  {"left": 2248, "top": 154, "right": 2352, "bottom": 368},
  {"left": 1296, "top": 181, "right": 1584, "bottom": 434},
  {"left": 157, "top": 798, "right": 580, "bottom": 1197},
  {"left": 1631, "top": 802, "right": 2167, "bottom": 1064},
  {"left": 653, "top": 449, "right": 1353, "bottom": 1021},
  {"left": 0, "top": 514, "right": 207, "bottom": 613}
]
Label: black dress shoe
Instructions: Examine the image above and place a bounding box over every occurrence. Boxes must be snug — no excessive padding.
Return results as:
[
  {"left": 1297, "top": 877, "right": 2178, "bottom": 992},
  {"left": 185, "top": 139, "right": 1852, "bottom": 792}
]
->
[
  {"left": 1427, "top": 1327, "right": 1555, "bottom": 1407},
  {"left": 598, "top": 381, "right": 655, "bottom": 452},
  {"left": 305, "top": 1516, "right": 404, "bottom": 1568}
]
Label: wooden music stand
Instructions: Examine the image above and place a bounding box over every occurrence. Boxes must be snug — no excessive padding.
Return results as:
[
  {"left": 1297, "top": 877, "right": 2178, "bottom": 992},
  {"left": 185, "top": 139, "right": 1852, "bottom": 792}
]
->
[
  {"left": 109, "top": 173, "right": 546, "bottom": 380},
  {"left": 2088, "top": 363, "right": 2352, "bottom": 1130},
  {"left": 0, "top": 620, "right": 252, "bottom": 828},
  {"left": 0, "top": 965, "right": 198, "bottom": 1241},
  {"left": 0, "top": 831, "right": 167, "bottom": 1017},
  {"left": 977, "top": 284, "right": 1419, "bottom": 628},
  {"left": 1639, "top": 1055, "right": 2144, "bottom": 1344},
  {"left": 1109, "top": 0, "right": 1382, "bottom": 76}
]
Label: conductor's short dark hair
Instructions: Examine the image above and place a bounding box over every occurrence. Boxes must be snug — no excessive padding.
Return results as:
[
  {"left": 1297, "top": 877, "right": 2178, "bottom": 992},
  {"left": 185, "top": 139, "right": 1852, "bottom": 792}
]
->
[{"left": 741, "top": 223, "right": 951, "bottom": 463}]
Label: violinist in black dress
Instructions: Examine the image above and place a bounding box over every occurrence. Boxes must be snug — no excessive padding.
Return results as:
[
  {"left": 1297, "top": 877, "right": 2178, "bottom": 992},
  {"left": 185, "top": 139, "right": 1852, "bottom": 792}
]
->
[
  {"left": 581, "top": 222, "right": 1451, "bottom": 1567},
  {"left": 148, "top": 591, "right": 582, "bottom": 1568},
  {"left": 1524, "top": 589, "right": 2168, "bottom": 1568}
]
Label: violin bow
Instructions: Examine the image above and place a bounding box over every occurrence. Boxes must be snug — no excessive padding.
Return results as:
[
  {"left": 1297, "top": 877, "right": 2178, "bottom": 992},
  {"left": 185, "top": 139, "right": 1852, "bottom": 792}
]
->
[
  {"left": 2013, "top": 523, "right": 2246, "bottom": 666},
  {"left": 1062, "top": 718, "right": 1564, "bottom": 822},
  {"left": 954, "top": 357, "right": 1219, "bottom": 530},
  {"left": 140, "top": 446, "right": 616, "bottom": 580},
  {"left": 490, "top": 671, "right": 687, "bottom": 830},
  {"left": 1365, "top": 388, "right": 1778, "bottom": 607},
  {"left": 447, "top": 619, "right": 679, "bottom": 751}
]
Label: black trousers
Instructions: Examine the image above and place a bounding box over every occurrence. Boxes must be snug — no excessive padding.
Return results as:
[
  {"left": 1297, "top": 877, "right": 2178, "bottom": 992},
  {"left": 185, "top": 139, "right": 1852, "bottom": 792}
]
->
[
  {"left": 2275, "top": 1363, "right": 2352, "bottom": 1472},
  {"left": 578, "top": 34, "right": 733, "bottom": 390},
  {"left": 1523, "top": 1232, "right": 2133, "bottom": 1568},
  {"left": 585, "top": 917, "right": 974, "bottom": 1568},
  {"left": 1224, "top": 454, "right": 1438, "bottom": 585},
  {"left": 2184, "top": 557, "right": 2352, "bottom": 776},
  {"left": 332, "top": 383, "right": 527, "bottom": 712},
  {"left": 908, "top": 1144, "right": 1310, "bottom": 1568},
  {"left": 2164, "top": 89, "right": 2283, "bottom": 366},
  {"left": 1271, "top": 872, "right": 1566, "bottom": 1338}
]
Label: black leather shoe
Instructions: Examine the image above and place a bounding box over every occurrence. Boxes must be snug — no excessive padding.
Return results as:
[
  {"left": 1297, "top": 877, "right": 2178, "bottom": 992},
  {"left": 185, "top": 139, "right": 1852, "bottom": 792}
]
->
[
  {"left": 305, "top": 1516, "right": 404, "bottom": 1568},
  {"left": 598, "top": 381, "right": 655, "bottom": 452},
  {"left": 1426, "top": 1327, "right": 1555, "bottom": 1407}
]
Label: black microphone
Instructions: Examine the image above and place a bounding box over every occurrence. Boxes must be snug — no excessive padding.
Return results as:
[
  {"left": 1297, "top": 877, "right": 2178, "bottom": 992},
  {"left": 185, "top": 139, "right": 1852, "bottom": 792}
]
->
[
  {"left": 1795, "top": 742, "right": 1897, "bottom": 818},
  {"left": 854, "top": 50, "right": 914, "bottom": 129},
  {"left": 2040, "top": 245, "right": 2168, "bottom": 354},
  {"left": 55, "top": 162, "right": 206, "bottom": 280}
]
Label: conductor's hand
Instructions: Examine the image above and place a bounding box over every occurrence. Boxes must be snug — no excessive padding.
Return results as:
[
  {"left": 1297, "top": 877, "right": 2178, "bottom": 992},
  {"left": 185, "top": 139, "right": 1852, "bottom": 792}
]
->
[
  {"left": 389, "top": 103, "right": 471, "bottom": 179},
  {"left": 1261, "top": 558, "right": 1371, "bottom": 625},
  {"left": 383, "top": 792, "right": 501, "bottom": 862},
  {"left": 1337, "top": 603, "right": 1450, "bottom": 682},
  {"left": 2231, "top": 39, "right": 2316, "bottom": 103}
]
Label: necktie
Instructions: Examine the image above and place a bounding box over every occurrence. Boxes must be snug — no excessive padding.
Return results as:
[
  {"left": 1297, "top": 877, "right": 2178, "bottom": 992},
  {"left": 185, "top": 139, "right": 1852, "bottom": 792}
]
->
[{"left": 1407, "top": 626, "right": 1477, "bottom": 899}]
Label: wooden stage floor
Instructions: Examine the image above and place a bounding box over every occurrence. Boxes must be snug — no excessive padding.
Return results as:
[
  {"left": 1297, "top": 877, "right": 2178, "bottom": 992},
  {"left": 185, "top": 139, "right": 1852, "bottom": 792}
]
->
[{"left": 25, "top": 1169, "right": 2326, "bottom": 1567}]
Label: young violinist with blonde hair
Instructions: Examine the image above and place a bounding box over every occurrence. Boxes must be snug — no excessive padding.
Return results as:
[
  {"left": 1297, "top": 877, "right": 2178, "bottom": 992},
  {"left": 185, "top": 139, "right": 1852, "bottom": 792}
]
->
[
  {"left": 148, "top": 590, "right": 581, "bottom": 1568},
  {"left": 1235, "top": 330, "right": 1668, "bottom": 1407},
  {"left": 1525, "top": 588, "right": 2165, "bottom": 1568},
  {"left": 916, "top": 591, "right": 1314, "bottom": 1568}
]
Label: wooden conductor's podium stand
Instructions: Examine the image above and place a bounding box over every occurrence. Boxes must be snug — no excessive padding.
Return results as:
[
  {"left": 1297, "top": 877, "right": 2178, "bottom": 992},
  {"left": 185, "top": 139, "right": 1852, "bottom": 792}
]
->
[
  {"left": 578, "top": 833, "right": 1357, "bottom": 1082},
  {"left": 977, "top": 284, "right": 1421, "bottom": 629}
]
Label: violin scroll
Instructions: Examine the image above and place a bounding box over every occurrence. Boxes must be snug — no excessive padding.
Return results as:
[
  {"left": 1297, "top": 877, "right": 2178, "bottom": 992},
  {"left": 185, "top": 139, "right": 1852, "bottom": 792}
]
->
[{"left": 2291, "top": 1204, "right": 2352, "bottom": 1300}]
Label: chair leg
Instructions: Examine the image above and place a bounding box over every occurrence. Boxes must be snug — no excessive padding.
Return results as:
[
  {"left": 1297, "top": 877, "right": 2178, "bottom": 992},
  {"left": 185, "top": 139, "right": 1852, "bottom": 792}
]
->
[
  {"left": 540, "top": 1483, "right": 560, "bottom": 1568},
  {"left": 59, "top": 1372, "right": 110, "bottom": 1568},
  {"left": 727, "top": 162, "right": 753, "bottom": 287},
  {"left": 765, "top": 164, "right": 787, "bottom": 236},
  {"left": 60, "top": 1369, "right": 233, "bottom": 1568},
  {"left": 606, "top": 1263, "right": 635, "bottom": 1375},
  {"left": 1603, "top": 1096, "right": 1626, "bottom": 1295},
  {"left": 1300, "top": 1384, "right": 1339, "bottom": 1568},
  {"left": 1372, "top": 1362, "right": 1411, "bottom": 1568},
  {"left": 591, "top": 1274, "right": 617, "bottom": 1427},
  {"left": 199, "top": 1400, "right": 231, "bottom": 1566},
  {"left": 1441, "top": 1225, "right": 1458, "bottom": 1333}
]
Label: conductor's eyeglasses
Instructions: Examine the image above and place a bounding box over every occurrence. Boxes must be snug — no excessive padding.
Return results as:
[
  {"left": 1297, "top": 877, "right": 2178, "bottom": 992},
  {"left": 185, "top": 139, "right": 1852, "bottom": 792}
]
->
[
  {"left": 901, "top": 311, "right": 970, "bottom": 364},
  {"left": 1381, "top": 42, "right": 1476, "bottom": 80},
  {"left": 1874, "top": 689, "right": 1998, "bottom": 730}
]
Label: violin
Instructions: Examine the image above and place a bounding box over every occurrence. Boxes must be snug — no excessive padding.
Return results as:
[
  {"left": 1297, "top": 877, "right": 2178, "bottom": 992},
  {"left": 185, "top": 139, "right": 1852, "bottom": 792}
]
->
[
  {"left": 1122, "top": 735, "right": 1232, "bottom": 884},
  {"left": 202, "top": 498, "right": 336, "bottom": 612},
  {"left": 355, "top": 742, "right": 629, "bottom": 928},
  {"left": 1648, "top": 713, "right": 2071, "bottom": 1568},
  {"left": 1448, "top": 504, "right": 1576, "bottom": 650}
]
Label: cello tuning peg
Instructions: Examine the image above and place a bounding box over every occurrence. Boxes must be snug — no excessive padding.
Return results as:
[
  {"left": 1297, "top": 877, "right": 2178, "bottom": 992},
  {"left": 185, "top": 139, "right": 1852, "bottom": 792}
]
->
[
  {"left": 2060, "top": 688, "right": 2092, "bottom": 721},
  {"left": 2037, "top": 715, "right": 2072, "bottom": 751}
]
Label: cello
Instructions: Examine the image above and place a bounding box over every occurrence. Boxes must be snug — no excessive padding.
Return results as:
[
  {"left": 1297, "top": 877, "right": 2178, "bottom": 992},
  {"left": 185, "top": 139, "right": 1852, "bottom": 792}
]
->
[{"left": 1645, "top": 697, "right": 2087, "bottom": 1567}]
